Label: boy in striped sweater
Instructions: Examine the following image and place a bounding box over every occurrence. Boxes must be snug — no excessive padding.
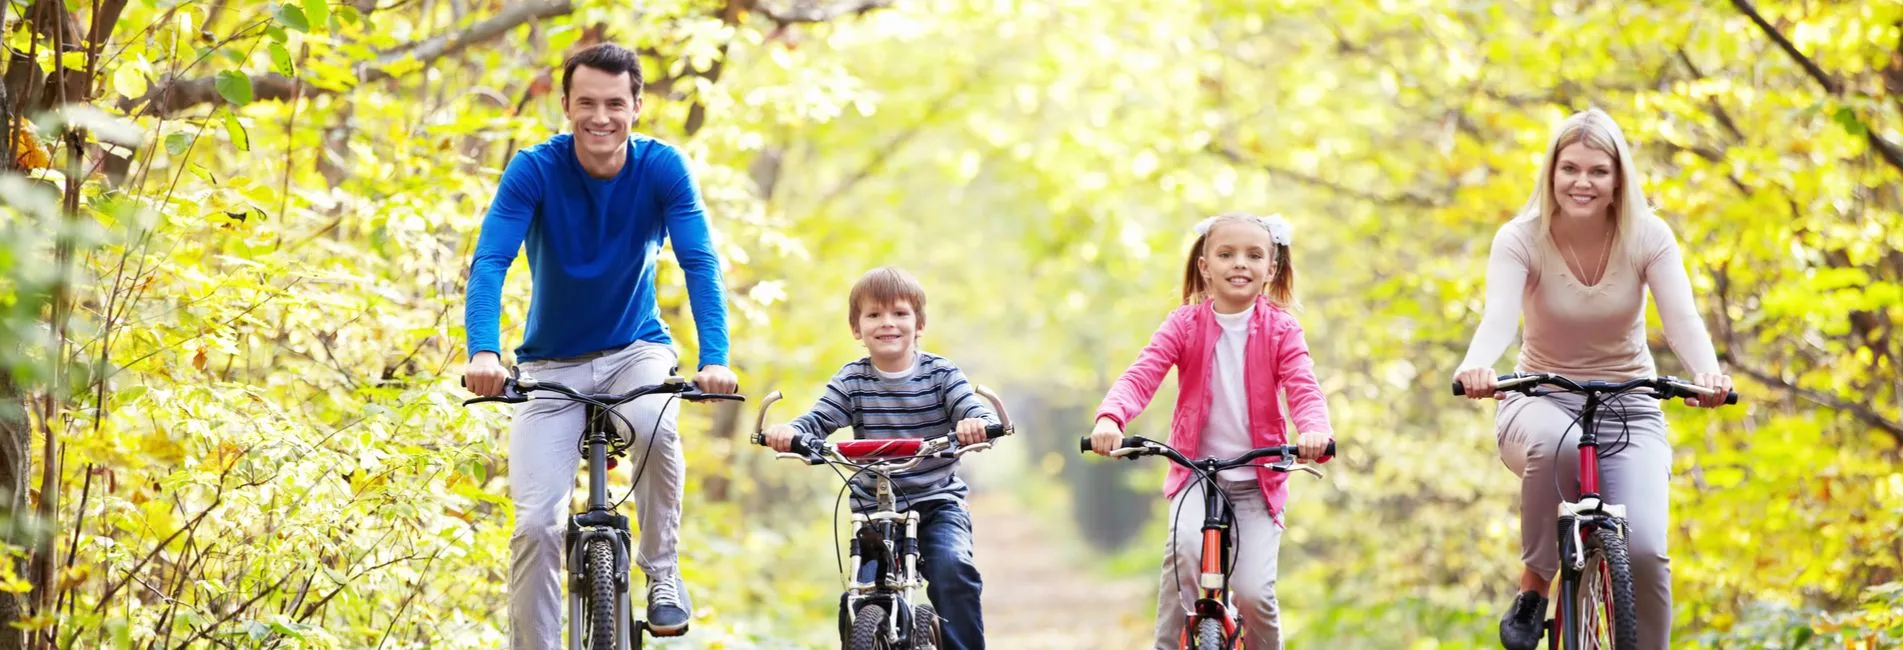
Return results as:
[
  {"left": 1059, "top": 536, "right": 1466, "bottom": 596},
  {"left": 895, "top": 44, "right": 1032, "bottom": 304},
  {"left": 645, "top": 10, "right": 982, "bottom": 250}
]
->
[{"left": 760, "top": 266, "right": 998, "bottom": 650}]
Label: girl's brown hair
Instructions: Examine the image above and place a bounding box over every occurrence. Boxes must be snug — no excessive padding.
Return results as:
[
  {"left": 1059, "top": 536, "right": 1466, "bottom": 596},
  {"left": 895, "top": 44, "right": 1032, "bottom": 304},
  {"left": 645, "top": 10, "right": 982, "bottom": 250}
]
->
[{"left": 1179, "top": 214, "right": 1298, "bottom": 310}]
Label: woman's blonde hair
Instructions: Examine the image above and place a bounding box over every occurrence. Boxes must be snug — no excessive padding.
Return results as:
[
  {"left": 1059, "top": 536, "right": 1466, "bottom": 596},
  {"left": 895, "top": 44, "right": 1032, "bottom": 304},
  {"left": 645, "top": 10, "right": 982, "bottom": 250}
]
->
[{"left": 1520, "top": 108, "right": 1653, "bottom": 262}]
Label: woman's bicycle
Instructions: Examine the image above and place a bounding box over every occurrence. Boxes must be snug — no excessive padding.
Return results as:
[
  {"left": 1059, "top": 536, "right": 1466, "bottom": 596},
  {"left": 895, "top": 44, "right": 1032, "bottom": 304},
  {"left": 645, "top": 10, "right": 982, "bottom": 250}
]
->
[
  {"left": 748, "top": 386, "right": 1013, "bottom": 650},
  {"left": 1453, "top": 372, "right": 1737, "bottom": 650},
  {"left": 1077, "top": 435, "right": 1335, "bottom": 650},
  {"left": 465, "top": 369, "right": 744, "bottom": 650}
]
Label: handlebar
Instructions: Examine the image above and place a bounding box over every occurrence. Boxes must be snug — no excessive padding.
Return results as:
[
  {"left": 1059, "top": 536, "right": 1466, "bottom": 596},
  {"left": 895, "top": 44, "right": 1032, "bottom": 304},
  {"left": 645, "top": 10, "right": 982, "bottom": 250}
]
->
[
  {"left": 461, "top": 373, "right": 746, "bottom": 407},
  {"left": 1076, "top": 435, "right": 1336, "bottom": 478},
  {"left": 747, "top": 385, "right": 1015, "bottom": 466},
  {"left": 1452, "top": 372, "right": 1738, "bottom": 405}
]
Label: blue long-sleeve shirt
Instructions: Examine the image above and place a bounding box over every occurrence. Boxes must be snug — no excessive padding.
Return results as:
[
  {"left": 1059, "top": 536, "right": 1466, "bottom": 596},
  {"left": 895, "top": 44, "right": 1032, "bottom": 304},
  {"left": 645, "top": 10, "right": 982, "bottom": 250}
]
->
[{"left": 464, "top": 134, "right": 729, "bottom": 367}]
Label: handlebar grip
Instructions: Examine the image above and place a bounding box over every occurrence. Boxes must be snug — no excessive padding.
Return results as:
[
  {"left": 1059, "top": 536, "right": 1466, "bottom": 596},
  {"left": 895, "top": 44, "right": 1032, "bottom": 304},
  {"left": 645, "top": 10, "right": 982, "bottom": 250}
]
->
[
  {"left": 750, "top": 432, "right": 766, "bottom": 446},
  {"left": 687, "top": 392, "right": 747, "bottom": 402},
  {"left": 985, "top": 424, "right": 1008, "bottom": 440},
  {"left": 1322, "top": 440, "right": 1336, "bottom": 457},
  {"left": 1077, "top": 436, "right": 1145, "bottom": 453},
  {"left": 1451, "top": 380, "right": 1464, "bottom": 396},
  {"left": 1724, "top": 390, "right": 1739, "bottom": 405}
]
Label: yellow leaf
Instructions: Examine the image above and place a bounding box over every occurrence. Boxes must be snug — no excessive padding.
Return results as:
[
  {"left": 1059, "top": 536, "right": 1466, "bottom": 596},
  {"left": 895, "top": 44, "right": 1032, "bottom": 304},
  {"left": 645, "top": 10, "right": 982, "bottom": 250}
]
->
[
  {"left": 192, "top": 347, "right": 207, "bottom": 370},
  {"left": 112, "top": 63, "right": 148, "bottom": 100},
  {"left": 11, "top": 123, "right": 48, "bottom": 170}
]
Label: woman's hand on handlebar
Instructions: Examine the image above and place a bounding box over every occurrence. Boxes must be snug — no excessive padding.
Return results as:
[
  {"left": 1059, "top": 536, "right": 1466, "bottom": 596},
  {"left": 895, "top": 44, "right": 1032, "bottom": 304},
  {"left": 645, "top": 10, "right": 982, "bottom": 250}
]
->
[
  {"left": 1689, "top": 372, "right": 1734, "bottom": 408},
  {"left": 762, "top": 423, "right": 801, "bottom": 453},
  {"left": 1453, "top": 366, "right": 1504, "bottom": 400},
  {"left": 1088, "top": 417, "right": 1124, "bottom": 457}
]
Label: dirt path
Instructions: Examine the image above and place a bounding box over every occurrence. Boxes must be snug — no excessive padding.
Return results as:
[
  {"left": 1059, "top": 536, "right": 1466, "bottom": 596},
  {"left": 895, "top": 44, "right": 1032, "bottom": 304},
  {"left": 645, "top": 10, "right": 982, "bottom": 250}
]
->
[{"left": 968, "top": 491, "right": 1154, "bottom": 650}]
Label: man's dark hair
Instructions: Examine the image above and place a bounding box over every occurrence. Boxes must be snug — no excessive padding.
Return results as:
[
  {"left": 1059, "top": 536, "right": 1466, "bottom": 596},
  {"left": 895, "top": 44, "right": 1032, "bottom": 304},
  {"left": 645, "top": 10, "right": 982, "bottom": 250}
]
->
[{"left": 562, "top": 44, "right": 644, "bottom": 99}]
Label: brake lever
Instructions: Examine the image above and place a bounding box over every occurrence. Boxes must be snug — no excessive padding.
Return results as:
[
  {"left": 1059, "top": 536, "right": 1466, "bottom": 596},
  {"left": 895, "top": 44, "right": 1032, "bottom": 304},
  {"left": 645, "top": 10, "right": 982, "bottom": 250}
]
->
[
  {"left": 952, "top": 441, "right": 994, "bottom": 458},
  {"left": 1108, "top": 447, "right": 1144, "bottom": 459},
  {"left": 1269, "top": 457, "right": 1324, "bottom": 478}
]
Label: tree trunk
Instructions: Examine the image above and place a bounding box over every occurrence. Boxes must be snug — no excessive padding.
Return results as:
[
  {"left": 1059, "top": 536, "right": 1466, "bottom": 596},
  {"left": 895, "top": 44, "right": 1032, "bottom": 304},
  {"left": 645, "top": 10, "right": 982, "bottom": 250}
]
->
[{"left": 0, "top": 371, "right": 28, "bottom": 650}]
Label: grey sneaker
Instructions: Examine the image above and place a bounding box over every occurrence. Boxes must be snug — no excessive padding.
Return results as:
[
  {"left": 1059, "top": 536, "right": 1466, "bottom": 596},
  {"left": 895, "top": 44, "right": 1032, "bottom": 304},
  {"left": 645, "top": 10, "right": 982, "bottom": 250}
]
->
[{"left": 645, "top": 574, "right": 692, "bottom": 635}]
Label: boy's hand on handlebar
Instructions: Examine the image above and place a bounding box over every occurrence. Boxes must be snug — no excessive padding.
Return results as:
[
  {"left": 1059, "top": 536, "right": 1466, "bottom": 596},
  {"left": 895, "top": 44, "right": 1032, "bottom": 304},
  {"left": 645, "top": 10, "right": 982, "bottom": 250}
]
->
[
  {"left": 763, "top": 424, "right": 801, "bottom": 453},
  {"left": 1454, "top": 366, "right": 1504, "bottom": 400},
  {"left": 693, "top": 365, "right": 739, "bottom": 394},
  {"left": 955, "top": 418, "right": 989, "bottom": 446},
  {"left": 465, "top": 352, "right": 508, "bottom": 397},
  {"left": 1296, "top": 431, "right": 1330, "bottom": 462},
  {"left": 1689, "top": 372, "right": 1734, "bottom": 408},
  {"left": 1088, "top": 417, "right": 1123, "bottom": 457}
]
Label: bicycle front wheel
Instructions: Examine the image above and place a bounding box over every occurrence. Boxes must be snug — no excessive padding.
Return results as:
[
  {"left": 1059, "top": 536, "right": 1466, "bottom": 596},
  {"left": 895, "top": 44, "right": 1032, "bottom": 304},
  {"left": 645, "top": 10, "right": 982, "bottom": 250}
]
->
[
  {"left": 1191, "top": 617, "right": 1224, "bottom": 650},
  {"left": 1566, "top": 526, "right": 1638, "bottom": 650},
  {"left": 583, "top": 538, "right": 619, "bottom": 650},
  {"left": 848, "top": 603, "right": 890, "bottom": 650}
]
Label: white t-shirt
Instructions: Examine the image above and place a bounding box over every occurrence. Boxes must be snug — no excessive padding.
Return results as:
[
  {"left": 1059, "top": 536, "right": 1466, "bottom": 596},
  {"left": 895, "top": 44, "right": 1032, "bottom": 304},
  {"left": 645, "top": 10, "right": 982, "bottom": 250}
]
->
[{"left": 1202, "top": 305, "right": 1256, "bottom": 481}]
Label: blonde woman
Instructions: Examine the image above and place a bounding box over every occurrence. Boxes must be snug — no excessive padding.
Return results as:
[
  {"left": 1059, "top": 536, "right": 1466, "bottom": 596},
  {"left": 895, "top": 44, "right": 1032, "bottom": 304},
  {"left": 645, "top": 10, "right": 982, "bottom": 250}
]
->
[{"left": 1452, "top": 108, "right": 1733, "bottom": 650}]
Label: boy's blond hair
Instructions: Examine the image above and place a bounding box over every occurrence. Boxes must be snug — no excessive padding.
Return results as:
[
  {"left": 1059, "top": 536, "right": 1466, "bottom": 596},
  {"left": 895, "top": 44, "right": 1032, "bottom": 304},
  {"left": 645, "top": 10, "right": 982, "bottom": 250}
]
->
[{"left": 848, "top": 266, "right": 928, "bottom": 333}]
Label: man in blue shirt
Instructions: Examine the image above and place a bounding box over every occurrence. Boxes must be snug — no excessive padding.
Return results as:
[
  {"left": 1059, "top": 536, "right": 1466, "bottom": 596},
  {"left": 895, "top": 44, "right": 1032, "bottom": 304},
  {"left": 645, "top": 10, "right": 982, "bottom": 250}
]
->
[{"left": 463, "top": 43, "right": 739, "bottom": 648}]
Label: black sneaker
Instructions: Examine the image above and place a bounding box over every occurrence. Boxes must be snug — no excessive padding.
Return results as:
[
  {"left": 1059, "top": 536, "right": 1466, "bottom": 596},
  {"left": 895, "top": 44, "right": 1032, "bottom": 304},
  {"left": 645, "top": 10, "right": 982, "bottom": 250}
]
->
[
  {"left": 1500, "top": 590, "right": 1548, "bottom": 650},
  {"left": 645, "top": 574, "right": 692, "bottom": 636}
]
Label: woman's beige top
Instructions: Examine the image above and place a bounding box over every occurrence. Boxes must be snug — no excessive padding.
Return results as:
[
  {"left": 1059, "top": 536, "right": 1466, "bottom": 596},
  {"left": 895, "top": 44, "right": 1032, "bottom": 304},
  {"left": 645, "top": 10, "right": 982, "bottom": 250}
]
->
[{"left": 1458, "top": 213, "right": 1720, "bottom": 380}]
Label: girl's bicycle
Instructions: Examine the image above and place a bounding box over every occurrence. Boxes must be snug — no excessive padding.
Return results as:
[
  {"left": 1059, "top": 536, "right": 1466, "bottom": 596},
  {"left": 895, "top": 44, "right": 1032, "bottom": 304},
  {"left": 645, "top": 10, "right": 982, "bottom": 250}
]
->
[
  {"left": 1077, "top": 435, "right": 1335, "bottom": 650},
  {"left": 749, "top": 386, "right": 1013, "bottom": 650},
  {"left": 465, "top": 369, "right": 744, "bottom": 650},
  {"left": 1453, "top": 372, "right": 1736, "bottom": 650}
]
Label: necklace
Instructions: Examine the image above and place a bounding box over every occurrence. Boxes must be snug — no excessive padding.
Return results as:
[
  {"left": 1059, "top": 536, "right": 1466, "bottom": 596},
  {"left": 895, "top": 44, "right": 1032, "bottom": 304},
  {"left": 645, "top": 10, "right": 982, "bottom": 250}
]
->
[{"left": 1561, "top": 225, "right": 1614, "bottom": 285}]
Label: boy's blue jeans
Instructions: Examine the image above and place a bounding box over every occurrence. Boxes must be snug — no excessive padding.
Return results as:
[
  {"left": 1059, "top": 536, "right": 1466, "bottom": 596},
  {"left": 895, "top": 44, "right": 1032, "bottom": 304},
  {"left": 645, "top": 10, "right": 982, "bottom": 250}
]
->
[{"left": 851, "top": 499, "right": 985, "bottom": 650}]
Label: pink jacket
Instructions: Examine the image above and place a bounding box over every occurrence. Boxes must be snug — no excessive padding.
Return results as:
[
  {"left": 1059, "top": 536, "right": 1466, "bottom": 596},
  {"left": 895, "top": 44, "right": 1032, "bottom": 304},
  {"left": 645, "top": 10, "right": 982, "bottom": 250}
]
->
[{"left": 1094, "top": 295, "right": 1334, "bottom": 527}]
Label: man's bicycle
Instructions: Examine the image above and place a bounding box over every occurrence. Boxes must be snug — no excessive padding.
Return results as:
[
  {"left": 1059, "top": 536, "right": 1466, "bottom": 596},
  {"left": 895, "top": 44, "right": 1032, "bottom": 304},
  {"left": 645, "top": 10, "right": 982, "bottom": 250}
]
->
[
  {"left": 1077, "top": 435, "right": 1335, "bottom": 650},
  {"left": 748, "top": 386, "right": 1013, "bottom": 650},
  {"left": 465, "top": 369, "right": 744, "bottom": 650},
  {"left": 1453, "top": 373, "right": 1736, "bottom": 650}
]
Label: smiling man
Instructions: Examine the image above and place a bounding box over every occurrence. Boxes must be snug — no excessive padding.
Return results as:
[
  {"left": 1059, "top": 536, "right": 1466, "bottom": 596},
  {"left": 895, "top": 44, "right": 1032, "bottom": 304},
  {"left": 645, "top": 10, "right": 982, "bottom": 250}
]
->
[{"left": 462, "top": 43, "right": 739, "bottom": 649}]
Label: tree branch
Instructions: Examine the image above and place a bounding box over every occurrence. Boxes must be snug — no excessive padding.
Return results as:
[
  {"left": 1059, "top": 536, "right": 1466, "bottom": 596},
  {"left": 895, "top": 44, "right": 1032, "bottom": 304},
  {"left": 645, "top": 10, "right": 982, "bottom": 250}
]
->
[
  {"left": 755, "top": 0, "right": 895, "bottom": 25},
  {"left": 1210, "top": 145, "right": 1446, "bottom": 208},
  {"left": 1731, "top": 0, "right": 1903, "bottom": 174},
  {"left": 133, "top": 0, "right": 575, "bottom": 116},
  {"left": 1720, "top": 352, "right": 1903, "bottom": 447}
]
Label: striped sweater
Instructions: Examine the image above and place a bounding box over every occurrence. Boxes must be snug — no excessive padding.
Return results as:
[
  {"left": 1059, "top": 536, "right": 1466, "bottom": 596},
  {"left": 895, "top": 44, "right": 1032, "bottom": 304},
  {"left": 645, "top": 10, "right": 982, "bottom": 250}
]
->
[{"left": 789, "top": 351, "right": 999, "bottom": 512}]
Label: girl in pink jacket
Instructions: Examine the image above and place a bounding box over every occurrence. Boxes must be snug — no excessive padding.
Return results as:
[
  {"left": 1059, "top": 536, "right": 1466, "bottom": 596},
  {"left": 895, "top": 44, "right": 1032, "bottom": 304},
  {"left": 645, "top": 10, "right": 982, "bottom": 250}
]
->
[{"left": 1087, "top": 213, "right": 1335, "bottom": 650}]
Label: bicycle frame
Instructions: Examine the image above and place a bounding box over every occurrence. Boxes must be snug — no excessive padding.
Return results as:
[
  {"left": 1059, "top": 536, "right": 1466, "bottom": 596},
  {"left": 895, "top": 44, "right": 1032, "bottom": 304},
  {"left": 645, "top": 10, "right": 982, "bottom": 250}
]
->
[
  {"left": 752, "top": 386, "right": 1013, "bottom": 648},
  {"left": 1461, "top": 372, "right": 1736, "bottom": 649},
  {"left": 465, "top": 371, "right": 744, "bottom": 650},
  {"left": 1084, "top": 435, "right": 1332, "bottom": 650}
]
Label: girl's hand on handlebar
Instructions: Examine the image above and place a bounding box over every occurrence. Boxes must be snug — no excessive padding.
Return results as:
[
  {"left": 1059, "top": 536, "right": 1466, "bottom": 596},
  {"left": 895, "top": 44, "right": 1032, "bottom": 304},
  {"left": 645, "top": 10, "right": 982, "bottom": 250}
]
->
[
  {"left": 763, "top": 423, "right": 801, "bottom": 453},
  {"left": 1454, "top": 366, "right": 1504, "bottom": 400},
  {"left": 1089, "top": 417, "right": 1123, "bottom": 457},
  {"left": 1689, "top": 372, "right": 1734, "bottom": 408},
  {"left": 1296, "top": 431, "right": 1330, "bottom": 462}
]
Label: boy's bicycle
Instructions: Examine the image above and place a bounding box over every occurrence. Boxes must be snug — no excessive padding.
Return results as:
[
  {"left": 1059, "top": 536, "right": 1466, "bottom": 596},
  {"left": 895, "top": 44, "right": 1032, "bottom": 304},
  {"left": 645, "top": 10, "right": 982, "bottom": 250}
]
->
[
  {"left": 749, "top": 386, "right": 1014, "bottom": 650},
  {"left": 1077, "top": 435, "right": 1335, "bottom": 650},
  {"left": 465, "top": 369, "right": 745, "bottom": 650},
  {"left": 1453, "top": 372, "right": 1736, "bottom": 650}
]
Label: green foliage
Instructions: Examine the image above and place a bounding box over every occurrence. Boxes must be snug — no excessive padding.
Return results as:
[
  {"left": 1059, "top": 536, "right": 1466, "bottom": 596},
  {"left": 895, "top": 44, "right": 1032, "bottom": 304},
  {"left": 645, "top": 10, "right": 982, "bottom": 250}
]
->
[{"left": 0, "top": 0, "right": 1896, "bottom": 647}]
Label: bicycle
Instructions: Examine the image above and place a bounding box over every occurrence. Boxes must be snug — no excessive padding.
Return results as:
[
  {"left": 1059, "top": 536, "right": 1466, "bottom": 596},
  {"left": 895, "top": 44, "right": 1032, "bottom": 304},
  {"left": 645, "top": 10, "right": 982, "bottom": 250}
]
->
[
  {"left": 1452, "top": 372, "right": 1737, "bottom": 650},
  {"left": 748, "top": 385, "right": 1014, "bottom": 650},
  {"left": 1077, "top": 434, "right": 1336, "bottom": 650},
  {"left": 464, "top": 368, "right": 745, "bottom": 650}
]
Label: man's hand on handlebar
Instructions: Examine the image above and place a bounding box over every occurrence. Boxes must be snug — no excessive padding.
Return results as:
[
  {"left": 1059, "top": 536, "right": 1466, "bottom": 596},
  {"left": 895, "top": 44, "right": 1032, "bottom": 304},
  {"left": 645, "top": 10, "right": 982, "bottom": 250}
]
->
[
  {"left": 693, "top": 364, "right": 740, "bottom": 395},
  {"left": 465, "top": 351, "right": 508, "bottom": 397},
  {"left": 1689, "top": 372, "right": 1734, "bottom": 409},
  {"left": 762, "top": 423, "right": 802, "bottom": 454},
  {"left": 1088, "top": 417, "right": 1124, "bottom": 457}
]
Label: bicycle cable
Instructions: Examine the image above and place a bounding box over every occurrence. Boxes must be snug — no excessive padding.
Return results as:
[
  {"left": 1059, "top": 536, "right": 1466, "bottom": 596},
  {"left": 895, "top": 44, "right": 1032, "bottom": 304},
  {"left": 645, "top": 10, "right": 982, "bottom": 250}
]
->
[{"left": 613, "top": 392, "right": 680, "bottom": 515}]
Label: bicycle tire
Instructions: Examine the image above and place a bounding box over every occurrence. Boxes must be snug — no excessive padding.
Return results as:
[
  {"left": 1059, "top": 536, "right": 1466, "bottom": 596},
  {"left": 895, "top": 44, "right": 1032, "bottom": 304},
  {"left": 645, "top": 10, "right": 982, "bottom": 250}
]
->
[
  {"left": 910, "top": 603, "right": 941, "bottom": 650},
  {"left": 848, "top": 603, "right": 889, "bottom": 650},
  {"left": 1568, "top": 527, "right": 1638, "bottom": 650},
  {"left": 583, "top": 538, "right": 619, "bottom": 650},
  {"left": 1191, "top": 617, "right": 1224, "bottom": 650}
]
